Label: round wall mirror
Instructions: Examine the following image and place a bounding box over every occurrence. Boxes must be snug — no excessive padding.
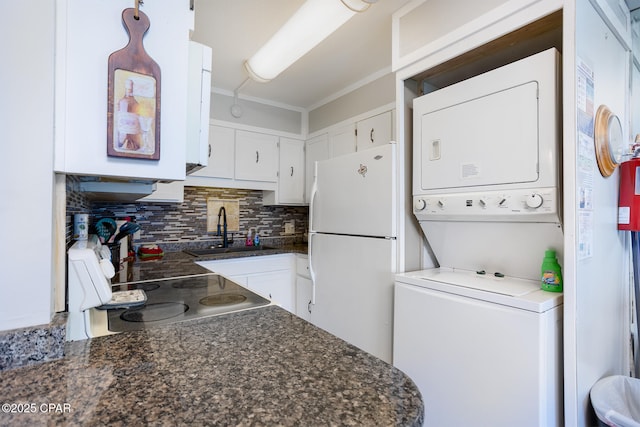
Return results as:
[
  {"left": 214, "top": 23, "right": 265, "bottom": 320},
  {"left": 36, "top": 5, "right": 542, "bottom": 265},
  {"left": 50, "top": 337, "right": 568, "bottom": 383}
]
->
[{"left": 594, "top": 104, "right": 624, "bottom": 177}]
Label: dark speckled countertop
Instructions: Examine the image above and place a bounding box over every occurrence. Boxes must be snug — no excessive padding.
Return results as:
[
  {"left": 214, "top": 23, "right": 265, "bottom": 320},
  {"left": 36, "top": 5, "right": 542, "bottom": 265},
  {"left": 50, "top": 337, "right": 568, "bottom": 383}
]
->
[
  {"left": 0, "top": 306, "right": 423, "bottom": 426},
  {"left": 111, "top": 244, "right": 308, "bottom": 285}
]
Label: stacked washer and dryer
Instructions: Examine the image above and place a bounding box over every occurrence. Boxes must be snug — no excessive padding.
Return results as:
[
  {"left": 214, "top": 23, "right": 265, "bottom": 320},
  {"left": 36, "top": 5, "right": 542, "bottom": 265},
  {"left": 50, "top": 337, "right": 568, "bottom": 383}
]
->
[{"left": 394, "top": 48, "right": 564, "bottom": 426}]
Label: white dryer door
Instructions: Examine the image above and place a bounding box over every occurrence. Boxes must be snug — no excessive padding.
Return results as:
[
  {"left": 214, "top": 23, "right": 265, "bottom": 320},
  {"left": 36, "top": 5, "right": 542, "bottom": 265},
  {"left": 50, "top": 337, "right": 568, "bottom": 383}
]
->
[{"left": 418, "top": 81, "right": 539, "bottom": 191}]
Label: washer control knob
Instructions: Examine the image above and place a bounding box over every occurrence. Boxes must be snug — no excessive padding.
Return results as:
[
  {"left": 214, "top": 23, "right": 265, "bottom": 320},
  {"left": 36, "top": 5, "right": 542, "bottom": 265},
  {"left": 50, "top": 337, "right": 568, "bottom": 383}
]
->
[
  {"left": 526, "top": 193, "right": 544, "bottom": 209},
  {"left": 437, "top": 199, "right": 445, "bottom": 208},
  {"left": 414, "top": 198, "right": 427, "bottom": 211}
]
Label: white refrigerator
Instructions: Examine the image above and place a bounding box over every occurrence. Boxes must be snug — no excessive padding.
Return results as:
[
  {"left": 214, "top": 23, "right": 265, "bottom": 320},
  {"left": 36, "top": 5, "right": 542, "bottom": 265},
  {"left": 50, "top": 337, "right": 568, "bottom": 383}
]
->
[{"left": 308, "top": 143, "right": 397, "bottom": 363}]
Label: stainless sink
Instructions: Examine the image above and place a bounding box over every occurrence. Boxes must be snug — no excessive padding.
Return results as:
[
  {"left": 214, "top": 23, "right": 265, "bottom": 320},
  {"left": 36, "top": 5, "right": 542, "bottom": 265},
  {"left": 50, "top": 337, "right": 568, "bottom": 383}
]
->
[{"left": 183, "top": 246, "right": 276, "bottom": 257}]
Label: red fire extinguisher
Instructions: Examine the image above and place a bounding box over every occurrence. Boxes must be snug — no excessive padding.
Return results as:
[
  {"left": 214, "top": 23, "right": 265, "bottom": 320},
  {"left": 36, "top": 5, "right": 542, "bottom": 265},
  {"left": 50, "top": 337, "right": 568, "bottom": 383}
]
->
[{"left": 618, "top": 157, "right": 640, "bottom": 231}]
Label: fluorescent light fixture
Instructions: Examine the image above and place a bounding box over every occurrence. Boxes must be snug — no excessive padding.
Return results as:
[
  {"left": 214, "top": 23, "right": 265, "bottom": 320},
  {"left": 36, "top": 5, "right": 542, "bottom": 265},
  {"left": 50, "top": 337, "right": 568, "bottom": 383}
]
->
[{"left": 244, "top": 0, "right": 376, "bottom": 83}]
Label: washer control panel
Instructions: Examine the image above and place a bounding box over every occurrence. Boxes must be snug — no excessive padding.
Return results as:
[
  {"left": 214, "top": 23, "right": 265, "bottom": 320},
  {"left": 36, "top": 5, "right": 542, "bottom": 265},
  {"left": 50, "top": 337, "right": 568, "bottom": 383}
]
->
[{"left": 413, "top": 187, "right": 560, "bottom": 222}]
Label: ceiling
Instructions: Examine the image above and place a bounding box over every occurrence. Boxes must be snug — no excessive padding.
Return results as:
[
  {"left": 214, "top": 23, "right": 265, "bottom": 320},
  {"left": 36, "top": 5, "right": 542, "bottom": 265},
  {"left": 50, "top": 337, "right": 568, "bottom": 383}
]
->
[{"left": 191, "top": 0, "right": 411, "bottom": 110}]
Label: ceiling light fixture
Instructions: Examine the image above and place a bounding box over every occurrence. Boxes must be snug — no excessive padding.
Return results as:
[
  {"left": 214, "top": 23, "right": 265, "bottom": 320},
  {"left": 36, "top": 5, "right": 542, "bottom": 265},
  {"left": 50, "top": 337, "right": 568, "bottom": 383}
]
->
[{"left": 244, "top": 0, "right": 377, "bottom": 83}]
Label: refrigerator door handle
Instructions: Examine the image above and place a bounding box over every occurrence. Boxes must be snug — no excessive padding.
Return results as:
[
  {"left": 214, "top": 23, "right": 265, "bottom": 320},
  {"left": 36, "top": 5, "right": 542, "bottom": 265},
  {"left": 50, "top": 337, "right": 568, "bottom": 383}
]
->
[
  {"left": 308, "top": 232, "right": 316, "bottom": 306},
  {"left": 309, "top": 161, "right": 318, "bottom": 233},
  {"left": 308, "top": 161, "right": 319, "bottom": 306}
]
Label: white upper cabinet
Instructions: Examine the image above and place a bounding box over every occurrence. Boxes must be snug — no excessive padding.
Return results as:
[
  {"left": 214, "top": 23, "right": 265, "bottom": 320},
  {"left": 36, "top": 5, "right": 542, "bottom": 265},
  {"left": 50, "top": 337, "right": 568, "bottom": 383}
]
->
[
  {"left": 329, "top": 124, "right": 356, "bottom": 157},
  {"left": 187, "top": 126, "right": 284, "bottom": 191},
  {"left": 356, "top": 111, "right": 392, "bottom": 151},
  {"left": 54, "top": 0, "right": 193, "bottom": 181},
  {"left": 234, "top": 130, "right": 278, "bottom": 182},
  {"left": 210, "top": 125, "right": 235, "bottom": 179},
  {"left": 265, "top": 138, "right": 305, "bottom": 205},
  {"left": 305, "top": 134, "right": 330, "bottom": 203},
  {"left": 190, "top": 125, "right": 235, "bottom": 179},
  {"left": 185, "top": 41, "right": 212, "bottom": 173}
]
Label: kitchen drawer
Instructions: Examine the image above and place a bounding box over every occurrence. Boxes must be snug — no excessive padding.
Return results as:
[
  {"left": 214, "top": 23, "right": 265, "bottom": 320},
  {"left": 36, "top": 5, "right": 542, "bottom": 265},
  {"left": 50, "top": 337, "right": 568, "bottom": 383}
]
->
[
  {"left": 197, "top": 254, "right": 293, "bottom": 277},
  {"left": 296, "top": 254, "right": 310, "bottom": 279}
]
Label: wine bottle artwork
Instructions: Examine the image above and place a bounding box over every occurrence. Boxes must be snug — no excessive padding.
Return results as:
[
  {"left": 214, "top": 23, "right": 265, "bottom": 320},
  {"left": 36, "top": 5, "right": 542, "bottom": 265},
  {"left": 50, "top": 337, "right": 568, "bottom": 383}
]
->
[{"left": 107, "top": 7, "right": 161, "bottom": 160}]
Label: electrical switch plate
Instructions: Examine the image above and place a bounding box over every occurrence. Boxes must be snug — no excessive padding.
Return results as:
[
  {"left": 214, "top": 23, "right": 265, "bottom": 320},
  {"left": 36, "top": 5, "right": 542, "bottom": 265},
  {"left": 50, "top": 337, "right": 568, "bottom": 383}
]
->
[{"left": 284, "top": 220, "right": 295, "bottom": 235}]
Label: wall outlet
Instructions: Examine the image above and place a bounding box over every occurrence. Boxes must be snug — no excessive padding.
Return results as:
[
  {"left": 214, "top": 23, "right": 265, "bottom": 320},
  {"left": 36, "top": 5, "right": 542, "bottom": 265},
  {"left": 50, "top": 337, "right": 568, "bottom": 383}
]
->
[{"left": 284, "top": 220, "right": 295, "bottom": 235}]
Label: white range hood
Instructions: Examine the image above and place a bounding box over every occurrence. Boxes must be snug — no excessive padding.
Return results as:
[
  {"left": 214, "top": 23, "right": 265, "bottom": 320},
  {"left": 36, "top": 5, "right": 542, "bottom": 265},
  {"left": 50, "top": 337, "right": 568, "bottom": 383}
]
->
[{"left": 76, "top": 177, "right": 156, "bottom": 202}]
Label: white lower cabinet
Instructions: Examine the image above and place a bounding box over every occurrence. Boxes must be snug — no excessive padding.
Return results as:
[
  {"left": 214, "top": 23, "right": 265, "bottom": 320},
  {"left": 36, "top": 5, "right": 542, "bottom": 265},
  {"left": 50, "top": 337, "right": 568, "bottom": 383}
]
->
[
  {"left": 197, "top": 254, "right": 295, "bottom": 313},
  {"left": 295, "top": 254, "right": 312, "bottom": 321},
  {"left": 246, "top": 270, "right": 293, "bottom": 308}
]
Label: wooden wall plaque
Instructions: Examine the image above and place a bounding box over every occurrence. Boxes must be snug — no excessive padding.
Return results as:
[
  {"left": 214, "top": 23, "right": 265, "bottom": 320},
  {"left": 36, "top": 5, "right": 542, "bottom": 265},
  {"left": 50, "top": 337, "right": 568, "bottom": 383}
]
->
[{"left": 107, "top": 8, "right": 161, "bottom": 160}]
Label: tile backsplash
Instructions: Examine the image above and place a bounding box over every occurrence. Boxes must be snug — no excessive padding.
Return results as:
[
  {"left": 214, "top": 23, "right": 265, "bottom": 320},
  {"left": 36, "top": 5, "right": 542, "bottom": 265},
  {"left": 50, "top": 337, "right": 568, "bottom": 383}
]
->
[{"left": 66, "top": 177, "right": 308, "bottom": 250}]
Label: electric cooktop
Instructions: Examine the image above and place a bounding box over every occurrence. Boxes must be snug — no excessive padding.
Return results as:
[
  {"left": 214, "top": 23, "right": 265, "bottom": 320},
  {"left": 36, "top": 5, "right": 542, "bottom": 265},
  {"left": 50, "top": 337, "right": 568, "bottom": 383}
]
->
[{"left": 106, "top": 274, "right": 271, "bottom": 332}]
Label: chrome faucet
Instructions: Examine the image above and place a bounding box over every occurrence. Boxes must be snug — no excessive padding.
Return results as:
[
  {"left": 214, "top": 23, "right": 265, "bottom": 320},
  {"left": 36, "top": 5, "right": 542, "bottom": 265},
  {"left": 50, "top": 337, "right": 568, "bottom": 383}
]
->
[{"left": 216, "top": 206, "right": 228, "bottom": 248}]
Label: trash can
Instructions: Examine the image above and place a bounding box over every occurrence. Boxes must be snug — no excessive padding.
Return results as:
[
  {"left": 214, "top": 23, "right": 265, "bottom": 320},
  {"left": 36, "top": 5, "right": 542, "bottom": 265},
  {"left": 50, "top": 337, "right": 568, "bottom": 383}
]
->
[{"left": 591, "top": 375, "right": 640, "bottom": 427}]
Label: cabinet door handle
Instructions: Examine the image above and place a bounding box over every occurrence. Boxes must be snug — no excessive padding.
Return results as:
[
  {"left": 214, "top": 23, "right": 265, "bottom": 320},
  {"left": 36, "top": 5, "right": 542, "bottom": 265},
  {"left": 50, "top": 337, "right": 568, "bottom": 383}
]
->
[
  {"left": 370, "top": 128, "right": 374, "bottom": 143},
  {"left": 256, "top": 151, "right": 259, "bottom": 163},
  {"left": 307, "top": 300, "right": 312, "bottom": 314},
  {"left": 208, "top": 144, "right": 212, "bottom": 158},
  {"left": 290, "top": 166, "right": 294, "bottom": 177}
]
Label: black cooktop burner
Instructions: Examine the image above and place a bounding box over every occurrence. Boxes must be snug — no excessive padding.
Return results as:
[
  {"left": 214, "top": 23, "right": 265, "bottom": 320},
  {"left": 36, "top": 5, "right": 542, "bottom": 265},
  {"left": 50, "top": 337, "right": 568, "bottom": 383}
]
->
[
  {"left": 132, "top": 283, "right": 160, "bottom": 292},
  {"left": 199, "top": 294, "right": 247, "bottom": 306},
  {"left": 107, "top": 274, "right": 270, "bottom": 332},
  {"left": 171, "top": 281, "right": 208, "bottom": 289},
  {"left": 121, "top": 302, "right": 189, "bottom": 323}
]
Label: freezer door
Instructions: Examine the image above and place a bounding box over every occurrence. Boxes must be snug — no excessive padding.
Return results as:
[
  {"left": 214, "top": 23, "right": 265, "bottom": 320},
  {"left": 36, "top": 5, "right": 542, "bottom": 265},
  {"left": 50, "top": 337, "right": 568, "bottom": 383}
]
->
[
  {"left": 311, "top": 144, "right": 396, "bottom": 237},
  {"left": 309, "top": 233, "right": 396, "bottom": 363}
]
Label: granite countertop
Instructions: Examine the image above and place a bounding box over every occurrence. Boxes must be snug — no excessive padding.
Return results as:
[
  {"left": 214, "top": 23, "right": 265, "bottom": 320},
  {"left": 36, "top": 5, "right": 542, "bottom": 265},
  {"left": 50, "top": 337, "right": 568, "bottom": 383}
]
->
[
  {"left": 0, "top": 306, "right": 424, "bottom": 426},
  {"left": 111, "top": 244, "right": 308, "bottom": 285}
]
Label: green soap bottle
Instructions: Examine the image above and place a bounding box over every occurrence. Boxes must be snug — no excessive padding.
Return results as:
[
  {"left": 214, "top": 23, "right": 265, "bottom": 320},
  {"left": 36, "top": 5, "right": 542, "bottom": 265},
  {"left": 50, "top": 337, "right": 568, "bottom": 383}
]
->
[{"left": 541, "top": 249, "right": 563, "bottom": 292}]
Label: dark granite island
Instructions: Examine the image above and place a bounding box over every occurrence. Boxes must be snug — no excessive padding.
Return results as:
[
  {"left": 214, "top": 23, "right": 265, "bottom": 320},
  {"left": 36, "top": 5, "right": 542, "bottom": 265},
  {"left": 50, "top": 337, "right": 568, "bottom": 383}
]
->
[{"left": 0, "top": 306, "right": 423, "bottom": 426}]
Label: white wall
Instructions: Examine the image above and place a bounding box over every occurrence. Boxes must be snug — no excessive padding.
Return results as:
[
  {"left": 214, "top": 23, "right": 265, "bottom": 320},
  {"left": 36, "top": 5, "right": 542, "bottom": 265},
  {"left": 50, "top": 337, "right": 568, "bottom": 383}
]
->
[
  {"left": 397, "top": 78, "right": 428, "bottom": 273},
  {"left": 0, "top": 1, "right": 56, "bottom": 330},
  {"left": 567, "top": 2, "right": 632, "bottom": 425},
  {"left": 210, "top": 91, "right": 304, "bottom": 135},
  {"left": 308, "top": 72, "right": 395, "bottom": 133}
]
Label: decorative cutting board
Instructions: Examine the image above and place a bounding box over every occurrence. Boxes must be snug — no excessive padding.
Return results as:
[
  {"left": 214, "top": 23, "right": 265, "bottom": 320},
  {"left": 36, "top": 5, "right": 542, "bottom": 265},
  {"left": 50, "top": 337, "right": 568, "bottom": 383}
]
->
[{"left": 107, "top": 8, "right": 161, "bottom": 160}]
